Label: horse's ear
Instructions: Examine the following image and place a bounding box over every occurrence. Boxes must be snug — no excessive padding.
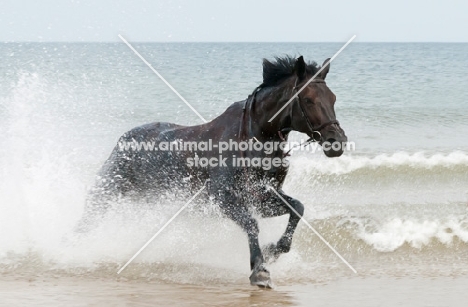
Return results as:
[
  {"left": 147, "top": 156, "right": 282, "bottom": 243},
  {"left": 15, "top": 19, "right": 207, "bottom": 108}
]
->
[
  {"left": 294, "top": 56, "right": 307, "bottom": 81},
  {"left": 320, "top": 58, "right": 331, "bottom": 80}
]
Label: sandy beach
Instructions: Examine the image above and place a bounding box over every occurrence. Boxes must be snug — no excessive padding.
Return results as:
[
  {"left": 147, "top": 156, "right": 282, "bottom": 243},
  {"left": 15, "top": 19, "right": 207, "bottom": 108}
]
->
[{"left": 2, "top": 273, "right": 468, "bottom": 307}]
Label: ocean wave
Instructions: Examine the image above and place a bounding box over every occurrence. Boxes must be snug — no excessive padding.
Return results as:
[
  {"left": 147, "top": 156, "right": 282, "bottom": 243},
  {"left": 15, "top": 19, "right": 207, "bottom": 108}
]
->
[
  {"left": 289, "top": 151, "right": 468, "bottom": 176},
  {"left": 288, "top": 151, "right": 468, "bottom": 181},
  {"left": 342, "top": 216, "right": 468, "bottom": 252},
  {"left": 285, "top": 215, "right": 468, "bottom": 254},
  {"left": 2, "top": 212, "right": 468, "bottom": 284}
]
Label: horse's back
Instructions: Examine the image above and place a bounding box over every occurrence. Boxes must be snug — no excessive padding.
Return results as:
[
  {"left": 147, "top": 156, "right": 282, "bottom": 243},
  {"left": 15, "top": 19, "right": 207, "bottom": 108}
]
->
[{"left": 123, "top": 122, "right": 184, "bottom": 142}]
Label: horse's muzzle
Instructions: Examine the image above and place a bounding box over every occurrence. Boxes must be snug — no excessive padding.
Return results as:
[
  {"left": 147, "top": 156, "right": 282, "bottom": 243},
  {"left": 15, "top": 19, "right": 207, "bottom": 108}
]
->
[{"left": 321, "top": 131, "right": 348, "bottom": 158}]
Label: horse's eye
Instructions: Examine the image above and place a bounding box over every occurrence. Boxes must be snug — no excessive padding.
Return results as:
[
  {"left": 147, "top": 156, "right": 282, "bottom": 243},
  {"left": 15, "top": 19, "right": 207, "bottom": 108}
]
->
[{"left": 304, "top": 98, "right": 314, "bottom": 104}]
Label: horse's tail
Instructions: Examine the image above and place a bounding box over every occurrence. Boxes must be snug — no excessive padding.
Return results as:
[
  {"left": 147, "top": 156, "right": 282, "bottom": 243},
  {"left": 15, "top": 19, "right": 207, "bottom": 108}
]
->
[
  {"left": 75, "top": 134, "right": 136, "bottom": 233},
  {"left": 75, "top": 122, "right": 183, "bottom": 233},
  {"left": 74, "top": 190, "right": 111, "bottom": 233}
]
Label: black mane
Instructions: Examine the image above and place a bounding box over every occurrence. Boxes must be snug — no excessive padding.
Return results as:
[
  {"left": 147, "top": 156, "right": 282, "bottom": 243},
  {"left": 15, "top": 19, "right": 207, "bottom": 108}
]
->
[{"left": 261, "top": 56, "right": 318, "bottom": 88}]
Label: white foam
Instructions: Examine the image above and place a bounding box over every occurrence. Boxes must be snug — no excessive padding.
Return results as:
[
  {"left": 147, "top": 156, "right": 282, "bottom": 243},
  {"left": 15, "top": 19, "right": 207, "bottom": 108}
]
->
[
  {"left": 356, "top": 217, "right": 468, "bottom": 252},
  {"left": 289, "top": 151, "right": 468, "bottom": 175}
]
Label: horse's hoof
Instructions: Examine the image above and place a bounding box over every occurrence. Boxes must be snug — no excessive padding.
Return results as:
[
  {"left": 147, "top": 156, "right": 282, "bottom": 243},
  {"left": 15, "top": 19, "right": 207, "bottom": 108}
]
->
[
  {"left": 250, "top": 265, "right": 273, "bottom": 289},
  {"left": 253, "top": 279, "right": 274, "bottom": 289}
]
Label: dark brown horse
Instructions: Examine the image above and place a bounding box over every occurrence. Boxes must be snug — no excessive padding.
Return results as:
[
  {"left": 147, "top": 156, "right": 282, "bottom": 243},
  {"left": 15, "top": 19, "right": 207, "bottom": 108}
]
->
[{"left": 78, "top": 56, "right": 347, "bottom": 287}]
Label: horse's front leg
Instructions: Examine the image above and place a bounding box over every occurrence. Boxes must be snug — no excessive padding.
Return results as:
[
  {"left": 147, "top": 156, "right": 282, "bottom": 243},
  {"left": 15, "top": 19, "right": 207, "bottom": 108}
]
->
[
  {"left": 262, "top": 189, "right": 304, "bottom": 262},
  {"left": 215, "top": 190, "right": 272, "bottom": 287}
]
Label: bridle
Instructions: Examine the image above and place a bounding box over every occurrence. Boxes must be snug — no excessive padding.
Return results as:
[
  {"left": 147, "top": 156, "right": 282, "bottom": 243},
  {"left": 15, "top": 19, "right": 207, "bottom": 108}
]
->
[
  {"left": 275, "top": 79, "right": 341, "bottom": 156},
  {"left": 287, "top": 78, "right": 340, "bottom": 143},
  {"left": 241, "top": 78, "right": 341, "bottom": 155}
]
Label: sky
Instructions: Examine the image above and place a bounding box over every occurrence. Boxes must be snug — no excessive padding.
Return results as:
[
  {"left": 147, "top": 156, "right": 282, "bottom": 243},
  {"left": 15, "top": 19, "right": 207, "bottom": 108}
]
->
[{"left": 0, "top": 0, "right": 467, "bottom": 42}]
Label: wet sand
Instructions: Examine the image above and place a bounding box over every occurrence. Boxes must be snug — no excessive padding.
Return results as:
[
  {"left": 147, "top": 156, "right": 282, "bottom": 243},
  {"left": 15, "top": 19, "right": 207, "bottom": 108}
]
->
[{"left": 2, "top": 274, "right": 468, "bottom": 307}]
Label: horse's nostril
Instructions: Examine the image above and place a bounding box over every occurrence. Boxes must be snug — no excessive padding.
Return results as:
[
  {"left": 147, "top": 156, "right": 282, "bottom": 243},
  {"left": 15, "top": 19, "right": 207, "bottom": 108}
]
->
[{"left": 326, "top": 138, "right": 337, "bottom": 144}]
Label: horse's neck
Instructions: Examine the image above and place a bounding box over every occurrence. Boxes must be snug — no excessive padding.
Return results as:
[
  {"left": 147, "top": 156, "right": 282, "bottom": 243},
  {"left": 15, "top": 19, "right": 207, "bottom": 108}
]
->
[
  {"left": 246, "top": 84, "right": 293, "bottom": 142},
  {"left": 208, "top": 82, "right": 292, "bottom": 143}
]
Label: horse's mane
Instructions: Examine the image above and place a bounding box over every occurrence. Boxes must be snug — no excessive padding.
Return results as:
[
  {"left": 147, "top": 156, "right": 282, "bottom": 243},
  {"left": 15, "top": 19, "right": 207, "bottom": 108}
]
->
[{"left": 261, "top": 56, "right": 318, "bottom": 88}]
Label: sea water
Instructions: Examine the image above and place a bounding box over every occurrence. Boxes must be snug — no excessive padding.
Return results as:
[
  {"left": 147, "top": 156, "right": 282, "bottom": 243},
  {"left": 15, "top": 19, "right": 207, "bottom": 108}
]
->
[{"left": 1, "top": 43, "right": 468, "bottom": 285}]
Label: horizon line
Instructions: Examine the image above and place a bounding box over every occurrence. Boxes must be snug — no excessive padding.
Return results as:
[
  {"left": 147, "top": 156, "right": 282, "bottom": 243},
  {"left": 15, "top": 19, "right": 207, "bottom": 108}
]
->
[{"left": 1, "top": 40, "right": 468, "bottom": 44}]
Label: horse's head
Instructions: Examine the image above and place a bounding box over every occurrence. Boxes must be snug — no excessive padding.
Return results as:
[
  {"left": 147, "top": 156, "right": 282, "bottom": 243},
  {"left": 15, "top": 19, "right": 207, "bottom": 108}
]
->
[{"left": 289, "top": 56, "right": 347, "bottom": 158}]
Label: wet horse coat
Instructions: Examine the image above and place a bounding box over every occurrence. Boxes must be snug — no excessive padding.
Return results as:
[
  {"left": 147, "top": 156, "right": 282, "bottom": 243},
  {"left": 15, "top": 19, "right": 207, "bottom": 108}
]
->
[{"left": 79, "top": 56, "right": 347, "bottom": 287}]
